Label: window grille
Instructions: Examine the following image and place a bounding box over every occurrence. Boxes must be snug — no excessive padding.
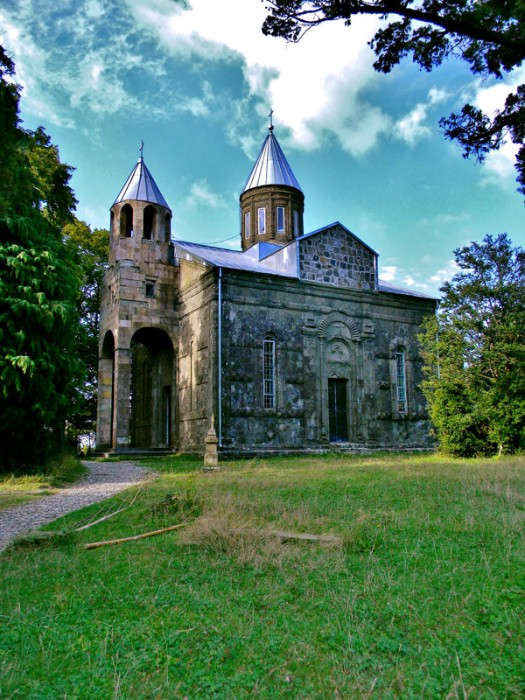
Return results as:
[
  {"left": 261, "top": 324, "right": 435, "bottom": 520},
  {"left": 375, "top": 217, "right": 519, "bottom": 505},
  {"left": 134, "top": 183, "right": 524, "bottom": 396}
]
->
[
  {"left": 395, "top": 350, "right": 407, "bottom": 414},
  {"left": 263, "top": 337, "right": 275, "bottom": 409}
]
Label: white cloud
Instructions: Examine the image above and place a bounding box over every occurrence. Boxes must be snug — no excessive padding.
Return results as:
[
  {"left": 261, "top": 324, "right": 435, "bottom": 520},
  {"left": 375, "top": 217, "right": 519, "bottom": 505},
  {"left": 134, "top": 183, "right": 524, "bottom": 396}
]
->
[
  {"left": 396, "top": 104, "right": 431, "bottom": 145},
  {"left": 429, "top": 259, "right": 460, "bottom": 286},
  {"left": 122, "top": 0, "right": 390, "bottom": 156},
  {"left": 2, "top": 0, "right": 390, "bottom": 155},
  {"left": 379, "top": 265, "right": 397, "bottom": 282},
  {"left": 395, "top": 86, "right": 449, "bottom": 146},
  {"left": 186, "top": 180, "right": 226, "bottom": 209}
]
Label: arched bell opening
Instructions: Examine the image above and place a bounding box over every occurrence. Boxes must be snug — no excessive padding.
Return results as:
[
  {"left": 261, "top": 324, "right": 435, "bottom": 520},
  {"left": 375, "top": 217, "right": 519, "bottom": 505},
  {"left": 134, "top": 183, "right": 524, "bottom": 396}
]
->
[
  {"left": 143, "top": 205, "right": 157, "bottom": 240},
  {"left": 120, "top": 203, "right": 134, "bottom": 237},
  {"left": 129, "top": 328, "right": 175, "bottom": 448}
]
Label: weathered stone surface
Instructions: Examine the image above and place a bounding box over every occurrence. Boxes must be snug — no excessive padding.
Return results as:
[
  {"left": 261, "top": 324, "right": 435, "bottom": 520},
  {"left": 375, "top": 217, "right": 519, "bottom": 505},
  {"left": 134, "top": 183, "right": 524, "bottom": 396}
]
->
[{"left": 298, "top": 223, "right": 377, "bottom": 290}]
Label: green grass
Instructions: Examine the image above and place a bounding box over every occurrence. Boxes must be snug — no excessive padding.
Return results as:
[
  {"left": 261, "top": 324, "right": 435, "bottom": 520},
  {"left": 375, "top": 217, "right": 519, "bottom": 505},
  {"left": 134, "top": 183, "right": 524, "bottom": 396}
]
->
[
  {"left": 1, "top": 453, "right": 524, "bottom": 698},
  {"left": 0, "top": 454, "right": 87, "bottom": 511}
]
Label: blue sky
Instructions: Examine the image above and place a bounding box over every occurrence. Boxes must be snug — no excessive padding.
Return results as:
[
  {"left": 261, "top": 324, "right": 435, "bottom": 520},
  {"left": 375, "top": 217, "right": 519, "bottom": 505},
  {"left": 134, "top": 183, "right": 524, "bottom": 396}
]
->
[{"left": 2, "top": 0, "right": 524, "bottom": 295}]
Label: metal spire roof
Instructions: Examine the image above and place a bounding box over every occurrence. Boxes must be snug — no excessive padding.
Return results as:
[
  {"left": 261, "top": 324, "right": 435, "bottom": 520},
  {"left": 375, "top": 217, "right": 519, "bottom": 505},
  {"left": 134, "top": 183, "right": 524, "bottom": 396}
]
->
[
  {"left": 113, "top": 147, "right": 170, "bottom": 209},
  {"left": 242, "top": 129, "right": 302, "bottom": 194}
]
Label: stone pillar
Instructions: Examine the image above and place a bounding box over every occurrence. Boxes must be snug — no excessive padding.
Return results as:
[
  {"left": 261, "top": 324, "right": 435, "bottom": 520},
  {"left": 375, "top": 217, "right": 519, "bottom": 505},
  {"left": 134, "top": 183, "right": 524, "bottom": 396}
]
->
[
  {"left": 96, "top": 355, "right": 114, "bottom": 448},
  {"left": 319, "top": 336, "right": 329, "bottom": 442},
  {"left": 113, "top": 347, "right": 132, "bottom": 448},
  {"left": 204, "top": 415, "right": 219, "bottom": 470}
]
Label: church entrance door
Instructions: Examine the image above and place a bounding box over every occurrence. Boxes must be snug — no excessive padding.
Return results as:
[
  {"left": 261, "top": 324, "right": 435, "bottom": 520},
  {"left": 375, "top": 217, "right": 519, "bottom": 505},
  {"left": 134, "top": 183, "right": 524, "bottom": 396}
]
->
[{"left": 328, "top": 378, "right": 348, "bottom": 442}]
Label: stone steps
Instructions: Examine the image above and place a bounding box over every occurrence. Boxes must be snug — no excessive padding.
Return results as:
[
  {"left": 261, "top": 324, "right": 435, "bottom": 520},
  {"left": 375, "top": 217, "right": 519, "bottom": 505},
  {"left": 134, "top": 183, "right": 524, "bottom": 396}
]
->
[{"left": 94, "top": 447, "right": 175, "bottom": 459}]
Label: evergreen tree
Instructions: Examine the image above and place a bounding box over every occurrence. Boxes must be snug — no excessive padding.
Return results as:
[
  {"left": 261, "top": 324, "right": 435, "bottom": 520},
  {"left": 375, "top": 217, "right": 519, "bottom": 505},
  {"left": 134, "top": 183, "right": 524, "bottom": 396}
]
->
[
  {"left": 0, "top": 46, "right": 81, "bottom": 470},
  {"left": 63, "top": 219, "right": 109, "bottom": 446},
  {"left": 420, "top": 234, "right": 525, "bottom": 455}
]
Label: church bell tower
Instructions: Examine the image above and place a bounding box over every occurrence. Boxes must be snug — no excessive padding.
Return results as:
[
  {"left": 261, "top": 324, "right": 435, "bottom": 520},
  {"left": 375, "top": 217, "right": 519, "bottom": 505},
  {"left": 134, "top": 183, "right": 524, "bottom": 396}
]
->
[
  {"left": 240, "top": 117, "right": 304, "bottom": 251},
  {"left": 96, "top": 145, "right": 178, "bottom": 453}
]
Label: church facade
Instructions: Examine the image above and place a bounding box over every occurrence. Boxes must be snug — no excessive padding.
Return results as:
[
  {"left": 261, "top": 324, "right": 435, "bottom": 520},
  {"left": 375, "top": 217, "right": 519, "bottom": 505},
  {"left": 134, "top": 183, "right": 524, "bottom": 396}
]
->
[{"left": 96, "top": 127, "right": 437, "bottom": 455}]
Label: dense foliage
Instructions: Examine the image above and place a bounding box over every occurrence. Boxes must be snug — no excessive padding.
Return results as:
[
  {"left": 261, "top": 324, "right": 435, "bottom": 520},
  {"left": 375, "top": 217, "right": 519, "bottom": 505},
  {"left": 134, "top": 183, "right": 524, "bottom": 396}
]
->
[
  {"left": 263, "top": 0, "right": 525, "bottom": 199},
  {"left": 63, "top": 219, "right": 109, "bottom": 447},
  {"left": 0, "top": 46, "right": 81, "bottom": 470},
  {"left": 420, "top": 233, "right": 525, "bottom": 456}
]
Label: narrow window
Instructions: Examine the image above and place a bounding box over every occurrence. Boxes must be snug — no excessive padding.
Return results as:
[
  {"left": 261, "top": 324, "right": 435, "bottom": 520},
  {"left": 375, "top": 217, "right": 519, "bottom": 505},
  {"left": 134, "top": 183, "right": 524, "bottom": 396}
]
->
[
  {"left": 395, "top": 350, "right": 407, "bottom": 414},
  {"left": 258, "top": 207, "right": 266, "bottom": 235},
  {"left": 276, "top": 206, "right": 285, "bottom": 233},
  {"left": 145, "top": 281, "right": 156, "bottom": 298},
  {"left": 263, "top": 337, "right": 275, "bottom": 409},
  {"left": 244, "top": 211, "right": 251, "bottom": 239}
]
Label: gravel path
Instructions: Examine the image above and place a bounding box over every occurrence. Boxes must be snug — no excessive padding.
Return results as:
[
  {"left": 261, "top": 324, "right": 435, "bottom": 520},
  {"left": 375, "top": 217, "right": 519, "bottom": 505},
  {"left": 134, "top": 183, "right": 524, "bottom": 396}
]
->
[{"left": 0, "top": 461, "right": 155, "bottom": 553}]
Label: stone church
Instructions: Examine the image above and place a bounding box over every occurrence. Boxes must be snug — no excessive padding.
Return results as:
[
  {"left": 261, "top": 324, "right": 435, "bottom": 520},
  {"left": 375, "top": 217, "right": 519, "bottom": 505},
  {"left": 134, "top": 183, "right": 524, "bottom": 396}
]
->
[{"left": 96, "top": 125, "right": 437, "bottom": 455}]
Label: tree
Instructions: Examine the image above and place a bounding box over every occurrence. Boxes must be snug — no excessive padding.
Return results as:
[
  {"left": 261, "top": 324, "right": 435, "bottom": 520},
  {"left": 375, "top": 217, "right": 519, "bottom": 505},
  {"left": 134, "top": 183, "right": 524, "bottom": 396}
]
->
[
  {"left": 0, "top": 46, "right": 82, "bottom": 470},
  {"left": 262, "top": 0, "right": 525, "bottom": 199},
  {"left": 419, "top": 233, "right": 525, "bottom": 456},
  {"left": 63, "top": 219, "right": 109, "bottom": 446}
]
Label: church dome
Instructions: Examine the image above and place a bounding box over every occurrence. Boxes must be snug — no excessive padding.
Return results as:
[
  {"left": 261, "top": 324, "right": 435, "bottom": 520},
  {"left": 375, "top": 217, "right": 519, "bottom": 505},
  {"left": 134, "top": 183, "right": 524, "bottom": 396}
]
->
[
  {"left": 240, "top": 123, "right": 305, "bottom": 251},
  {"left": 242, "top": 130, "right": 302, "bottom": 194},
  {"left": 113, "top": 154, "right": 170, "bottom": 209}
]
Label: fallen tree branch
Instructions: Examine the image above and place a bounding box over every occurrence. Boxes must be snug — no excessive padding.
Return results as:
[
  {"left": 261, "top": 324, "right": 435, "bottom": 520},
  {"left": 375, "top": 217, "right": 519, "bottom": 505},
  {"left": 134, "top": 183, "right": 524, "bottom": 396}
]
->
[
  {"left": 76, "top": 483, "right": 144, "bottom": 532},
  {"left": 230, "top": 528, "right": 343, "bottom": 546},
  {"left": 76, "top": 506, "right": 129, "bottom": 532},
  {"left": 85, "top": 523, "right": 187, "bottom": 550}
]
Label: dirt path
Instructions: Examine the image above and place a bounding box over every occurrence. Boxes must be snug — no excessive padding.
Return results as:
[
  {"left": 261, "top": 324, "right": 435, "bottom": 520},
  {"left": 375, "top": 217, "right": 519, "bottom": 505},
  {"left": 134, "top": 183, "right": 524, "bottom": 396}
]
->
[{"left": 0, "top": 461, "right": 154, "bottom": 552}]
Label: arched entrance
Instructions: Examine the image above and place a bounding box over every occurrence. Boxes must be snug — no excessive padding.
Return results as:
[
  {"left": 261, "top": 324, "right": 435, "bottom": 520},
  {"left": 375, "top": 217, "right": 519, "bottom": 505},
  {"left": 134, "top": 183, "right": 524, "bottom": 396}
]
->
[{"left": 130, "top": 328, "right": 175, "bottom": 448}]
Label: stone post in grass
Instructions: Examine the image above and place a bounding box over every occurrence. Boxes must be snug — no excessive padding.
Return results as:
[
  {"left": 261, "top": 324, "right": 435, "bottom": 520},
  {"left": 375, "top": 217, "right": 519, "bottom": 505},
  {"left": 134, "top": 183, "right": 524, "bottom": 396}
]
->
[{"left": 204, "top": 415, "right": 219, "bottom": 470}]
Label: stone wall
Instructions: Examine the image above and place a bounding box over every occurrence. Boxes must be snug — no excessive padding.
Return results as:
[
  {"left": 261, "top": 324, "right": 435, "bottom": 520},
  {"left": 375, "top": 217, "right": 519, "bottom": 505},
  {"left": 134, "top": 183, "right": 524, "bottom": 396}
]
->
[
  {"left": 219, "top": 269, "right": 436, "bottom": 452},
  {"left": 298, "top": 223, "right": 377, "bottom": 290},
  {"left": 177, "top": 268, "right": 217, "bottom": 452}
]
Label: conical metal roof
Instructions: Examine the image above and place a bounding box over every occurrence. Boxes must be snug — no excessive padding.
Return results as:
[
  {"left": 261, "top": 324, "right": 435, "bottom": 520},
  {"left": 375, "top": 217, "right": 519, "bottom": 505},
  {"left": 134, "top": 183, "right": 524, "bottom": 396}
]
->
[
  {"left": 113, "top": 156, "right": 170, "bottom": 209},
  {"left": 242, "top": 130, "right": 302, "bottom": 193}
]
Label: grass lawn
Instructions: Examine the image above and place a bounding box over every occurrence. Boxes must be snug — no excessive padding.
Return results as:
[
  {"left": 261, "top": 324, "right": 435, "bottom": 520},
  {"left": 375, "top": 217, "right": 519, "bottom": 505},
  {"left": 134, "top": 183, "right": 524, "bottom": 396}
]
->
[{"left": 0, "top": 452, "right": 524, "bottom": 698}]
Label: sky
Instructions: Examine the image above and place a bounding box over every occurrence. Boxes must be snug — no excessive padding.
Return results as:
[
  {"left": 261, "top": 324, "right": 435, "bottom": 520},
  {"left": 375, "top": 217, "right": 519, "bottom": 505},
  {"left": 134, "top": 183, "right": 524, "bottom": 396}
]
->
[{"left": 2, "top": 0, "right": 524, "bottom": 296}]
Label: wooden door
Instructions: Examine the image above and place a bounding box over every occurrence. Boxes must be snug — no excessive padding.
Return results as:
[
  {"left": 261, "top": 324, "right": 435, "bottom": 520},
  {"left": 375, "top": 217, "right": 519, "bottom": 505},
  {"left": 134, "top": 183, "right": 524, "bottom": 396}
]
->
[{"left": 328, "top": 378, "right": 348, "bottom": 442}]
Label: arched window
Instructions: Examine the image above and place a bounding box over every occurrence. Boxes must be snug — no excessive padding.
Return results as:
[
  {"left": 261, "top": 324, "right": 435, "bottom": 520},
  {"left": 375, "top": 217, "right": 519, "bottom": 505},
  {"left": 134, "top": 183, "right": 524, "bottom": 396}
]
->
[
  {"left": 120, "top": 204, "right": 133, "bottom": 237},
  {"left": 143, "top": 205, "right": 157, "bottom": 240},
  {"left": 263, "top": 336, "right": 275, "bottom": 408},
  {"left": 395, "top": 349, "right": 407, "bottom": 414}
]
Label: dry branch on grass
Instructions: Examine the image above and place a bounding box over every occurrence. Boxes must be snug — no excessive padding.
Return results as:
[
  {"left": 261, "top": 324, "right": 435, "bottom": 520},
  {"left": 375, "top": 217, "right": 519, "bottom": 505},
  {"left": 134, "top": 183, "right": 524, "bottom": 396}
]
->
[
  {"left": 230, "top": 528, "right": 342, "bottom": 545},
  {"left": 76, "top": 506, "right": 128, "bottom": 532},
  {"left": 85, "top": 523, "right": 187, "bottom": 550},
  {"left": 84, "top": 521, "right": 342, "bottom": 551}
]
